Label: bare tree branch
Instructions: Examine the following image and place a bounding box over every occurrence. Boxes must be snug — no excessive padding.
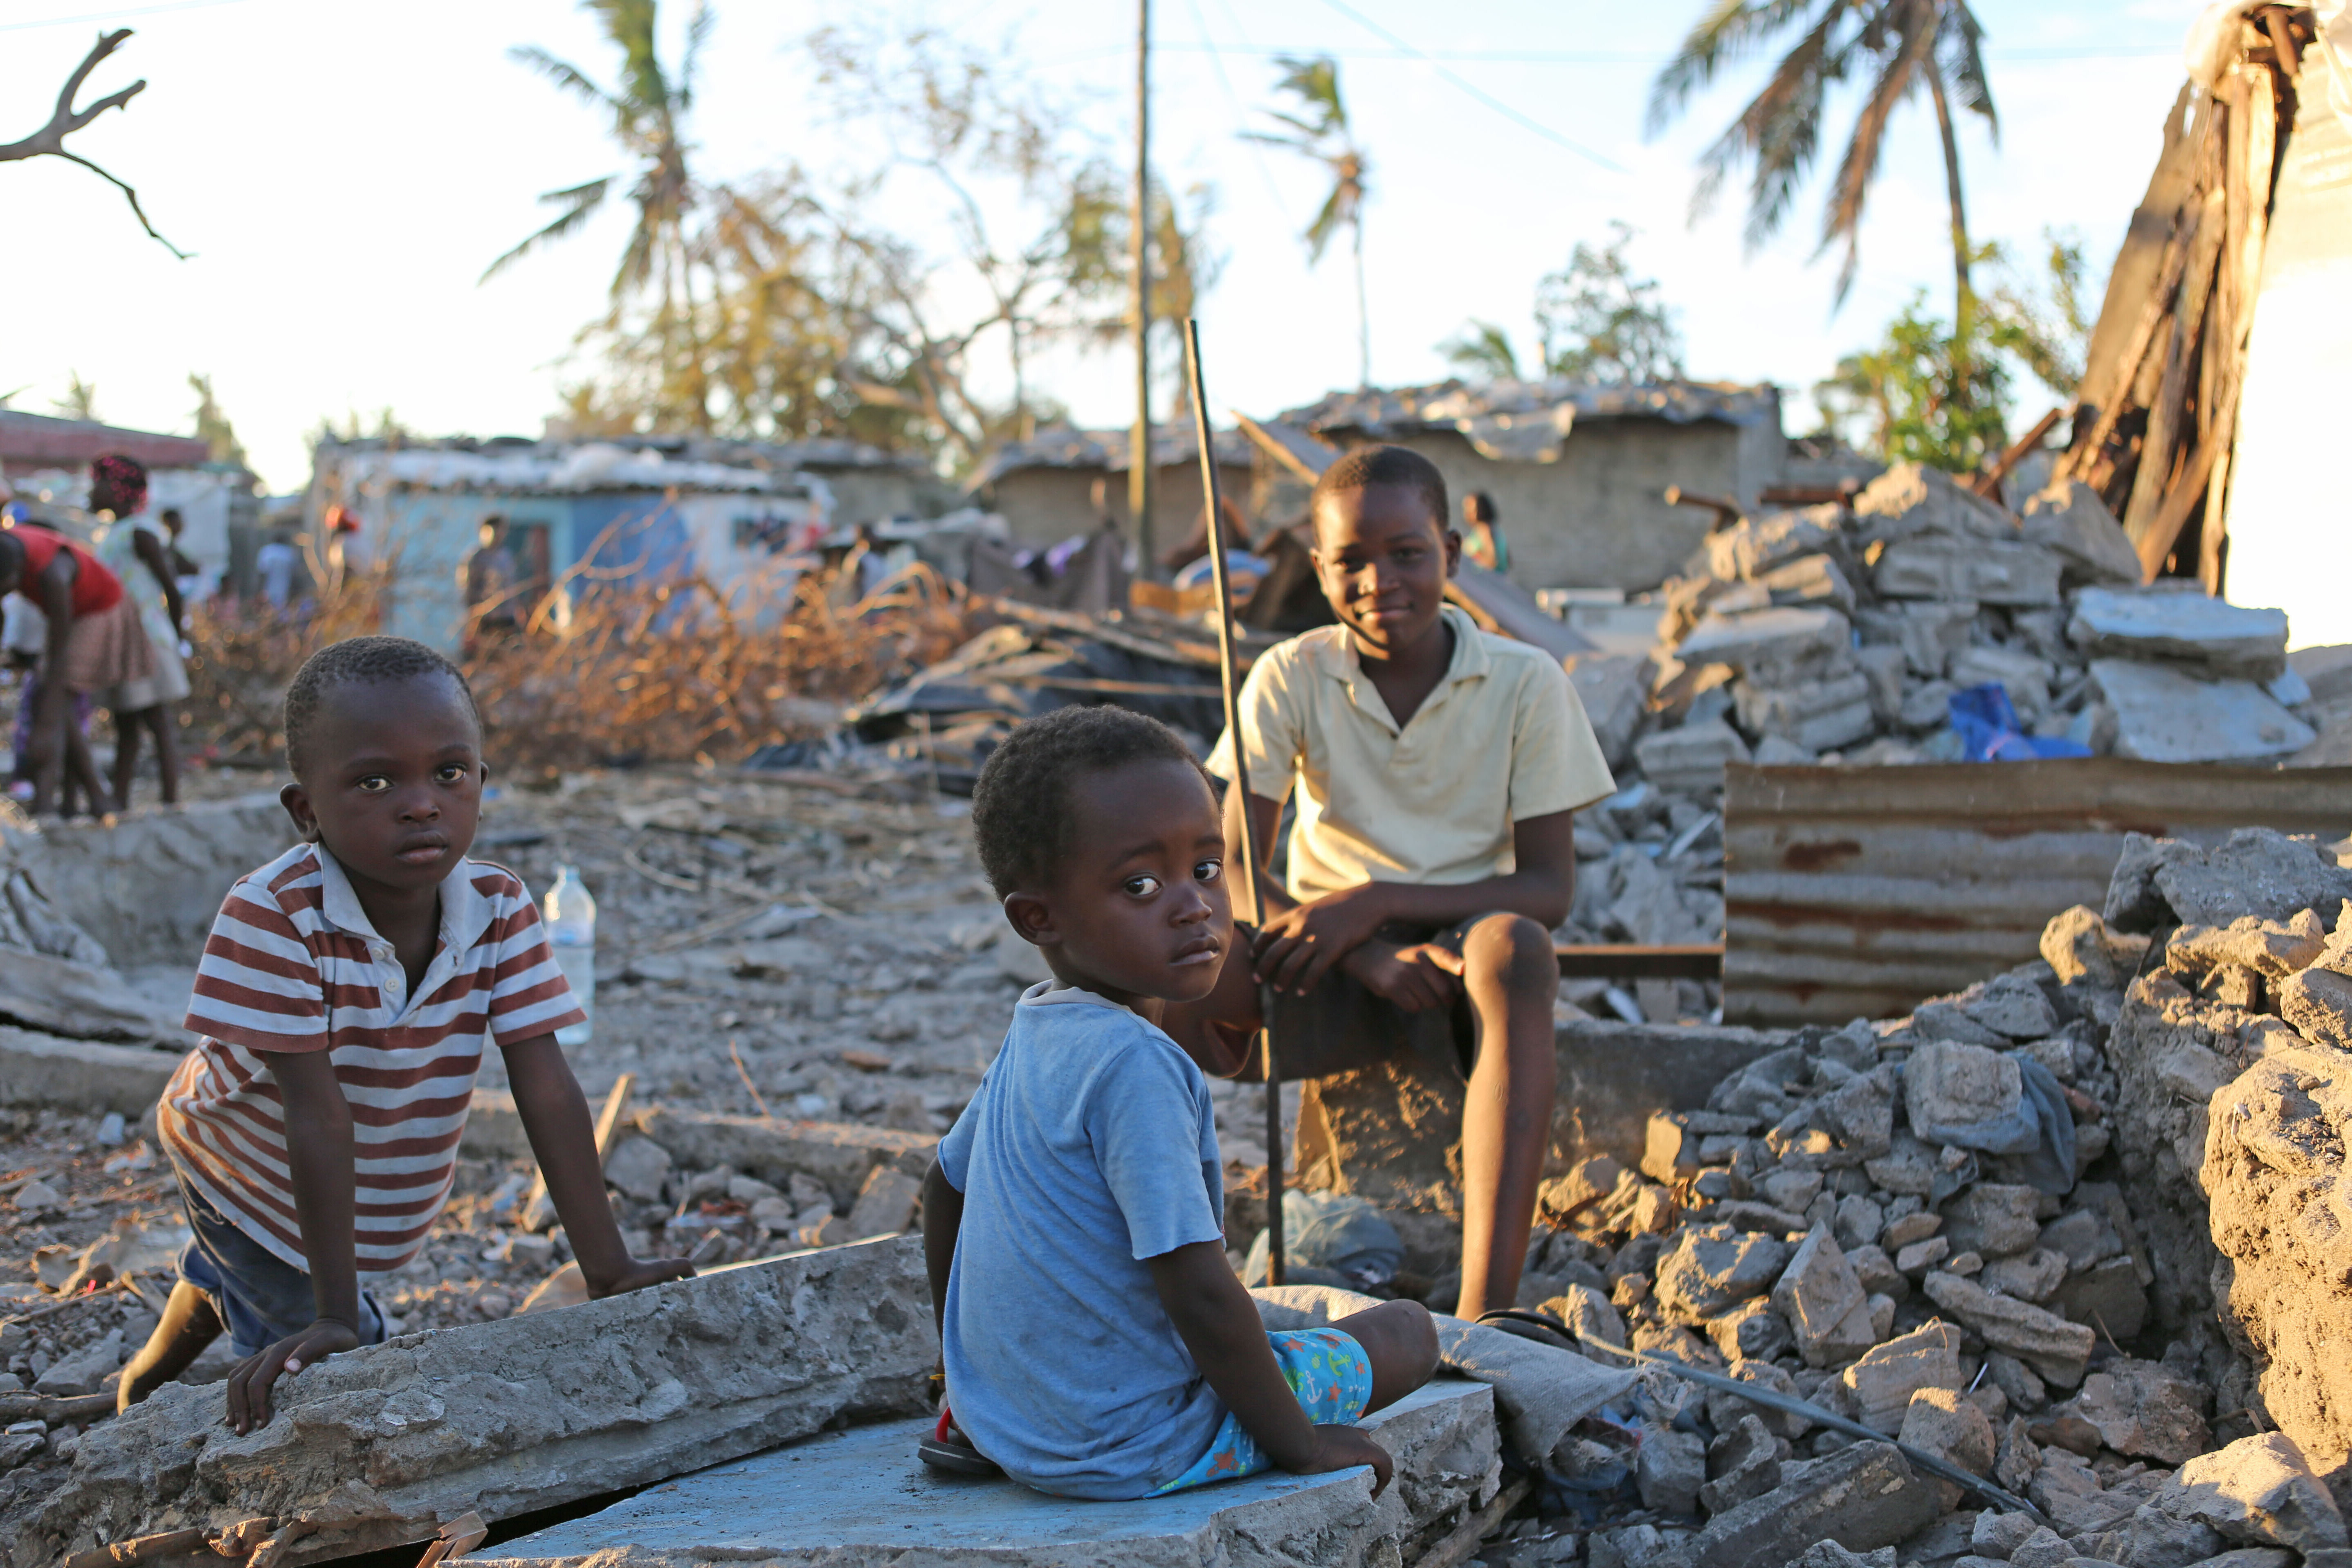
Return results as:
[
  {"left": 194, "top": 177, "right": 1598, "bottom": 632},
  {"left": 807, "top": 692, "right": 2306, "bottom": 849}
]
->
[{"left": 0, "top": 30, "right": 185, "bottom": 258}]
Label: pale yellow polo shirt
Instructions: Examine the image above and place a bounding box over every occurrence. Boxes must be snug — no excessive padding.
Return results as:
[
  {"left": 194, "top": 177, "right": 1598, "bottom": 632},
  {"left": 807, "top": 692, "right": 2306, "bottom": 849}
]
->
[{"left": 1206, "top": 605, "right": 1616, "bottom": 903}]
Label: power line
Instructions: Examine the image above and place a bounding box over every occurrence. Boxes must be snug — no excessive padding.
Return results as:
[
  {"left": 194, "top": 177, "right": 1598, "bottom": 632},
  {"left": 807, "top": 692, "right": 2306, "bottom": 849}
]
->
[
  {"left": 1180, "top": 0, "right": 1292, "bottom": 219},
  {"left": 0, "top": 0, "right": 251, "bottom": 31},
  {"left": 1312, "top": 0, "right": 1625, "bottom": 172}
]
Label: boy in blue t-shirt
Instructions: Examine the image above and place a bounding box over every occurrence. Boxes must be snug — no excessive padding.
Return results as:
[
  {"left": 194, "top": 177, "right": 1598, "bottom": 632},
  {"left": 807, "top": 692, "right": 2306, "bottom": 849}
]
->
[{"left": 923, "top": 705, "right": 1438, "bottom": 1500}]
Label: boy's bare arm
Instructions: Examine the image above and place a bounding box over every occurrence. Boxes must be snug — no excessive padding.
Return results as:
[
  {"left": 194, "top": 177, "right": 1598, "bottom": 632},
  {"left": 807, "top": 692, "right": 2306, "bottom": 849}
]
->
[
  {"left": 1242, "top": 798, "right": 1577, "bottom": 995},
  {"left": 503, "top": 1033, "right": 696, "bottom": 1296},
  {"left": 921, "top": 1161, "right": 963, "bottom": 1340},
  {"left": 1146, "top": 1241, "right": 1394, "bottom": 1495},
  {"left": 226, "top": 1049, "right": 364, "bottom": 1433}
]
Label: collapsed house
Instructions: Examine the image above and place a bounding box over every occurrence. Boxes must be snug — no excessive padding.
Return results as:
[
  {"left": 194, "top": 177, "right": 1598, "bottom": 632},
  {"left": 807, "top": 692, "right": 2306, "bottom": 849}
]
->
[
  {"left": 960, "top": 418, "right": 1255, "bottom": 553},
  {"left": 0, "top": 410, "right": 258, "bottom": 597}
]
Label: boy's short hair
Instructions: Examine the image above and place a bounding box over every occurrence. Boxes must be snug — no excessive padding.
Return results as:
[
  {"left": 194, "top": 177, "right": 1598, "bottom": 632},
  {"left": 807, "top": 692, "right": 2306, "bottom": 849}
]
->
[
  {"left": 284, "top": 636, "right": 481, "bottom": 777},
  {"left": 1309, "top": 445, "right": 1450, "bottom": 536},
  {"left": 970, "top": 705, "right": 1206, "bottom": 896}
]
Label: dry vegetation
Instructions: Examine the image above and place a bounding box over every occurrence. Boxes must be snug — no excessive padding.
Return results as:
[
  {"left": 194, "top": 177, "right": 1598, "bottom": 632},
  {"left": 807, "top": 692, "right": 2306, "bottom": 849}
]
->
[{"left": 182, "top": 555, "right": 975, "bottom": 774}]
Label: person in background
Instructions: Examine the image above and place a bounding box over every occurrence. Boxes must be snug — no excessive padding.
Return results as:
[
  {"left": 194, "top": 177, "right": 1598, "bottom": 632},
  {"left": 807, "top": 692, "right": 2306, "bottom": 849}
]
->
[
  {"left": 4, "top": 593, "right": 101, "bottom": 813},
  {"left": 0, "top": 503, "right": 153, "bottom": 816},
  {"left": 93, "top": 456, "right": 191, "bottom": 808},
  {"left": 322, "top": 504, "right": 361, "bottom": 592},
  {"left": 256, "top": 530, "right": 301, "bottom": 611},
  {"left": 459, "top": 516, "right": 517, "bottom": 655},
  {"left": 1460, "top": 492, "right": 1509, "bottom": 574}
]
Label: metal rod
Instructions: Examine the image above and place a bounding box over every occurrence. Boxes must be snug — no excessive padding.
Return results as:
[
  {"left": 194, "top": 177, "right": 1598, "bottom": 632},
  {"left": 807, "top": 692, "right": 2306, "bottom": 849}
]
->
[
  {"left": 1182, "top": 317, "right": 1281, "bottom": 1287},
  {"left": 1129, "top": 0, "right": 1156, "bottom": 581}
]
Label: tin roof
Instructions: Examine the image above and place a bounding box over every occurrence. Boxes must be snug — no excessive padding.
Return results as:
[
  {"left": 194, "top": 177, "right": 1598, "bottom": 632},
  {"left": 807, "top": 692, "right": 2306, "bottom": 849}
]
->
[
  {"left": 966, "top": 418, "right": 1256, "bottom": 491},
  {"left": 0, "top": 411, "right": 214, "bottom": 470},
  {"left": 1275, "top": 379, "right": 1780, "bottom": 463}
]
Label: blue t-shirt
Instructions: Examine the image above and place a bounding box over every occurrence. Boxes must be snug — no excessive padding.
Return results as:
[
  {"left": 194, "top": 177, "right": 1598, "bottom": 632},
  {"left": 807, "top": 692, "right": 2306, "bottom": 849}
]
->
[{"left": 937, "top": 982, "right": 1228, "bottom": 1499}]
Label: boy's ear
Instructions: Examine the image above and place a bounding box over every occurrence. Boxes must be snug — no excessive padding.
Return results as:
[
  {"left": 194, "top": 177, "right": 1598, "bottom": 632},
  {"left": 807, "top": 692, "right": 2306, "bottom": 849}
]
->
[
  {"left": 1001, "top": 891, "right": 1060, "bottom": 949},
  {"left": 1440, "top": 525, "right": 1462, "bottom": 579},
  {"left": 279, "top": 781, "right": 321, "bottom": 844}
]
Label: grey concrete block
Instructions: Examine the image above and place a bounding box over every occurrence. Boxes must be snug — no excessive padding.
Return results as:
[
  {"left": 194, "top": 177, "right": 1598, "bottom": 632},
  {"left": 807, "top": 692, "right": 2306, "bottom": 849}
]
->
[
  {"left": 1555, "top": 1020, "right": 1791, "bottom": 1177},
  {"left": 634, "top": 1106, "right": 939, "bottom": 1212},
  {"left": 2089, "top": 660, "right": 2314, "bottom": 764},
  {"left": 26, "top": 1236, "right": 937, "bottom": 1567},
  {"left": 480, "top": 1377, "right": 1501, "bottom": 1567},
  {"left": 6, "top": 793, "right": 293, "bottom": 967},
  {"left": 0, "top": 1025, "right": 179, "bottom": 1116},
  {"left": 2067, "top": 587, "right": 2289, "bottom": 677},
  {"left": 1692, "top": 1439, "right": 1941, "bottom": 1568}
]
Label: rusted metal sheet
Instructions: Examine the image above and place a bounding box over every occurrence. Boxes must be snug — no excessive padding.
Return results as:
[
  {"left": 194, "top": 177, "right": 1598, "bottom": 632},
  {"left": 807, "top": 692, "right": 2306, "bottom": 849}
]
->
[{"left": 1722, "top": 759, "right": 2352, "bottom": 1026}]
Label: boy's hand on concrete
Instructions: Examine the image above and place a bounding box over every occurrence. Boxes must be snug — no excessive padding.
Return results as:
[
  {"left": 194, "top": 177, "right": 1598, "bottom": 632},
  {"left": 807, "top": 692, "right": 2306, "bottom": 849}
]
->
[
  {"left": 1251, "top": 886, "right": 1391, "bottom": 993},
  {"left": 1292, "top": 1425, "right": 1394, "bottom": 1496},
  {"left": 1341, "top": 940, "right": 1462, "bottom": 1013},
  {"left": 584, "top": 1255, "right": 697, "bottom": 1298},
  {"left": 225, "top": 1317, "right": 361, "bottom": 1434}
]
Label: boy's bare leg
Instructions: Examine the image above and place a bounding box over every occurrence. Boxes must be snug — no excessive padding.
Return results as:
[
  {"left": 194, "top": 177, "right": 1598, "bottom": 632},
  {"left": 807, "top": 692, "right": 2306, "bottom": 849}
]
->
[
  {"left": 1329, "top": 1299, "right": 1440, "bottom": 1413},
  {"left": 118, "top": 1280, "right": 223, "bottom": 1412},
  {"left": 1451, "top": 914, "right": 1559, "bottom": 1321}
]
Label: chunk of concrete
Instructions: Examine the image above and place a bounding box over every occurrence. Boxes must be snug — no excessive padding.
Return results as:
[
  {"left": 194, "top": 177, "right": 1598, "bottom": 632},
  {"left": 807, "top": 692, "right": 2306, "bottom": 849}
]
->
[
  {"left": 1658, "top": 1225, "right": 1795, "bottom": 1321},
  {"left": 1921, "top": 1271, "right": 2096, "bottom": 1388},
  {"left": 0, "top": 1025, "right": 177, "bottom": 1116},
  {"left": 1905, "top": 1042, "right": 2033, "bottom": 1155},
  {"left": 1876, "top": 539, "right": 2062, "bottom": 606},
  {"left": 31, "top": 1328, "right": 123, "bottom": 1396},
  {"left": 0, "top": 948, "right": 183, "bottom": 1044},
  {"left": 1959, "top": 974, "right": 2061, "bottom": 1041},
  {"left": 484, "top": 1377, "right": 1501, "bottom": 1568},
  {"left": 1900, "top": 1386, "right": 1997, "bottom": 1511},
  {"left": 1757, "top": 553, "right": 1858, "bottom": 614},
  {"left": 1640, "top": 1426, "right": 1709, "bottom": 1516},
  {"left": 27, "top": 1236, "right": 938, "bottom": 1566},
  {"left": 1633, "top": 716, "right": 1754, "bottom": 792},
  {"left": 1853, "top": 463, "right": 2022, "bottom": 544},
  {"left": 1644, "top": 1111, "right": 1703, "bottom": 1184},
  {"left": 2277, "top": 965, "right": 2352, "bottom": 1051},
  {"left": 1553, "top": 1283, "right": 1631, "bottom": 1367},
  {"left": 1566, "top": 652, "right": 1652, "bottom": 771},
  {"left": 1838, "top": 1322, "right": 1964, "bottom": 1435},
  {"left": 1734, "top": 671, "right": 1878, "bottom": 753},
  {"left": 604, "top": 1134, "right": 673, "bottom": 1204},
  {"left": 1770, "top": 1227, "right": 1878, "bottom": 1368},
  {"left": 2090, "top": 660, "right": 2315, "bottom": 764},
  {"left": 2019, "top": 478, "right": 2143, "bottom": 586},
  {"left": 2160, "top": 1432, "right": 2351, "bottom": 1553},
  {"left": 1979, "top": 1248, "right": 2066, "bottom": 1304},
  {"left": 2041, "top": 906, "right": 2151, "bottom": 993},
  {"left": 6, "top": 793, "right": 294, "bottom": 967},
  {"left": 1708, "top": 505, "right": 1848, "bottom": 581},
  {"left": 2067, "top": 588, "right": 2289, "bottom": 677},
  {"left": 845, "top": 1166, "right": 923, "bottom": 1238},
  {"left": 2154, "top": 829, "right": 2352, "bottom": 930},
  {"left": 2069, "top": 1358, "right": 2209, "bottom": 1466},
  {"left": 1678, "top": 606, "right": 1851, "bottom": 672},
  {"left": 2168, "top": 910, "right": 2327, "bottom": 982},
  {"left": 1950, "top": 645, "right": 2056, "bottom": 721},
  {"left": 1701, "top": 1413, "right": 1785, "bottom": 1517},
  {"left": 1941, "top": 1184, "right": 2045, "bottom": 1260},
  {"left": 635, "top": 1106, "right": 937, "bottom": 1212},
  {"left": 2051, "top": 1256, "right": 2150, "bottom": 1343},
  {"left": 1691, "top": 1440, "right": 1941, "bottom": 1568}
]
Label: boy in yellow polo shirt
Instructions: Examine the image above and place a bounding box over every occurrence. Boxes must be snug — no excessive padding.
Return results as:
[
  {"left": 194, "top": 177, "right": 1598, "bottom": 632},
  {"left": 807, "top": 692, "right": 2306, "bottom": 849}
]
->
[{"left": 1167, "top": 443, "right": 1615, "bottom": 1322}]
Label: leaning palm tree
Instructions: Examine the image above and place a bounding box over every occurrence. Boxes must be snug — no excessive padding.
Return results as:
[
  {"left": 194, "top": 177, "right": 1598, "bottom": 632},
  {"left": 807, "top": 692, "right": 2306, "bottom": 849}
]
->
[
  {"left": 485, "top": 0, "right": 721, "bottom": 429},
  {"left": 1648, "top": 0, "right": 1995, "bottom": 333},
  {"left": 1245, "top": 57, "right": 1371, "bottom": 388}
]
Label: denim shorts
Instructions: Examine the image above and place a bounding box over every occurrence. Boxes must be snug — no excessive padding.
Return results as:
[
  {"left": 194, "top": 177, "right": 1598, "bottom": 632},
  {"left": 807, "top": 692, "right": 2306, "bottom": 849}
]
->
[
  {"left": 1148, "top": 1327, "right": 1376, "bottom": 1494},
  {"left": 173, "top": 1167, "right": 387, "bottom": 1359}
]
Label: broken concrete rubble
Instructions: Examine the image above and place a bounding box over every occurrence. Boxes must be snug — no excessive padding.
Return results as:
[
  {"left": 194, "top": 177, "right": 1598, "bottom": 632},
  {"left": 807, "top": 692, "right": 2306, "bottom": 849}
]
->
[{"left": 25, "top": 1237, "right": 937, "bottom": 1566}]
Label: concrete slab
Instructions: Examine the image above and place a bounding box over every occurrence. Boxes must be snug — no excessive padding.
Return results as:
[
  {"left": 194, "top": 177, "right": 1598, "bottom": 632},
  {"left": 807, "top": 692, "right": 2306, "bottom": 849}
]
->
[
  {"left": 481, "top": 1377, "right": 1500, "bottom": 1568},
  {"left": 0, "top": 1025, "right": 179, "bottom": 1115},
  {"left": 4, "top": 794, "right": 292, "bottom": 967}
]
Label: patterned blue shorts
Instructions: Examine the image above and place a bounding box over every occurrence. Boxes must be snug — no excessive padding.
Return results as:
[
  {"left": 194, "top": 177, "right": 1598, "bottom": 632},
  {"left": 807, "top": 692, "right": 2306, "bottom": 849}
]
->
[{"left": 1150, "top": 1327, "right": 1375, "bottom": 1494}]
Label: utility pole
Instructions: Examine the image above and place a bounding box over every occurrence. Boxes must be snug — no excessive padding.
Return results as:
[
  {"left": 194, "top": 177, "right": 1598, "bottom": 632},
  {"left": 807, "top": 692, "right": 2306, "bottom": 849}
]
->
[{"left": 1130, "top": 0, "right": 1156, "bottom": 581}]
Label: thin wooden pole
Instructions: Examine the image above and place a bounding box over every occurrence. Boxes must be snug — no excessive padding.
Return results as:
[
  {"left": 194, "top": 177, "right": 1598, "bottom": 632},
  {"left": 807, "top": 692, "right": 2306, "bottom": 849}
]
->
[
  {"left": 1130, "top": 0, "right": 1156, "bottom": 581},
  {"left": 1182, "top": 317, "right": 1280, "bottom": 1286}
]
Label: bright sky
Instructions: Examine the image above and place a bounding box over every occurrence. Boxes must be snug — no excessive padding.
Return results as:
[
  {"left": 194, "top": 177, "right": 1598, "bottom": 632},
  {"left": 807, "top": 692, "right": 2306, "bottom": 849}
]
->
[{"left": 0, "top": 0, "right": 2198, "bottom": 493}]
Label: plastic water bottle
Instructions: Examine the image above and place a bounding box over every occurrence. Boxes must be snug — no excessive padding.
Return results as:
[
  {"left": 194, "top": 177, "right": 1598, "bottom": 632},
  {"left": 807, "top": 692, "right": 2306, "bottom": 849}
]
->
[{"left": 544, "top": 864, "right": 596, "bottom": 1046}]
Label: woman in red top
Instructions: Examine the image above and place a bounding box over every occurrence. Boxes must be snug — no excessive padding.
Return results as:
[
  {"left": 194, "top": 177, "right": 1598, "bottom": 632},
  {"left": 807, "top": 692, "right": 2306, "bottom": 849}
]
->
[{"left": 0, "top": 469, "right": 156, "bottom": 815}]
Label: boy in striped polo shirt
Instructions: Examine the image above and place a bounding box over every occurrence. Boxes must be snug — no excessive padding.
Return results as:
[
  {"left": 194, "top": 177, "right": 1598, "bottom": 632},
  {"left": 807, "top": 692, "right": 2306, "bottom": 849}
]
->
[{"left": 119, "top": 637, "right": 693, "bottom": 1431}]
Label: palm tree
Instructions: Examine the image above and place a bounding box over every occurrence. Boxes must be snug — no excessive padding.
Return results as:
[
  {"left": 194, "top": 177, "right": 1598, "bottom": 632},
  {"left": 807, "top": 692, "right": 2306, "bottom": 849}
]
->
[
  {"left": 1648, "top": 0, "right": 1995, "bottom": 335},
  {"left": 485, "top": 0, "right": 722, "bottom": 429},
  {"left": 1245, "top": 57, "right": 1371, "bottom": 388}
]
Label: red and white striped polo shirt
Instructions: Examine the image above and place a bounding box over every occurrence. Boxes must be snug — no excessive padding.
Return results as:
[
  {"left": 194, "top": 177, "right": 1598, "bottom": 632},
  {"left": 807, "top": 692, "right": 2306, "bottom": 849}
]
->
[{"left": 159, "top": 842, "right": 585, "bottom": 1276}]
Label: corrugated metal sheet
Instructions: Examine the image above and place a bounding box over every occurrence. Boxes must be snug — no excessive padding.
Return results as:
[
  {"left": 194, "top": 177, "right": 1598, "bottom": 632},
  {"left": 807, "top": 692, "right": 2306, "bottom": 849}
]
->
[{"left": 1722, "top": 759, "right": 2352, "bottom": 1027}]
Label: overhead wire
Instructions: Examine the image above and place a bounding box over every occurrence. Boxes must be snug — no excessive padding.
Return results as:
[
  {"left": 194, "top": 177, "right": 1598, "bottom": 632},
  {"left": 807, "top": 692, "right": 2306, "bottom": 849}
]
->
[{"left": 1179, "top": 0, "right": 1294, "bottom": 220}]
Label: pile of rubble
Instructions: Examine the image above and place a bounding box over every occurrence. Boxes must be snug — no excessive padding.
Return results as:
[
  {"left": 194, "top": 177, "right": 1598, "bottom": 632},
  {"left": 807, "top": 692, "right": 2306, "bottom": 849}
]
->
[
  {"left": 1625, "top": 463, "right": 2316, "bottom": 791},
  {"left": 1464, "top": 825, "right": 2352, "bottom": 1568}
]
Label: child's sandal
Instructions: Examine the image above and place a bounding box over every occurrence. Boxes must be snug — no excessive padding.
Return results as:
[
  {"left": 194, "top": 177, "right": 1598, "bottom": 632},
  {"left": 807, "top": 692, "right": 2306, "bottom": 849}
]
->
[{"left": 917, "top": 1407, "right": 1003, "bottom": 1478}]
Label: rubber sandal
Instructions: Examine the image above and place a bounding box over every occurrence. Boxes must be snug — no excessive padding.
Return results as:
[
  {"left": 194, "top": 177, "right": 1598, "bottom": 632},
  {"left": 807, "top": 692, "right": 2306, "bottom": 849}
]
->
[
  {"left": 918, "top": 1407, "right": 1003, "bottom": 1477},
  {"left": 1475, "top": 1307, "right": 1577, "bottom": 1351}
]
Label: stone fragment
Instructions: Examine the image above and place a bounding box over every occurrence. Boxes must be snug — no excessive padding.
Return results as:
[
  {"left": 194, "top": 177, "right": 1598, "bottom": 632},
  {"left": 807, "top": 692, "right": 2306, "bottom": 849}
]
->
[
  {"left": 2005, "top": 1526, "right": 2077, "bottom": 1567},
  {"left": 604, "top": 1135, "right": 674, "bottom": 1204},
  {"left": 1707, "top": 1298, "right": 1794, "bottom": 1364},
  {"left": 1656, "top": 1225, "right": 1795, "bottom": 1321},
  {"left": 1942, "top": 1184, "right": 2045, "bottom": 1259},
  {"left": 1763, "top": 1170, "right": 1826, "bottom": 1213},
  {"left": 1882, "top": 1211, "right": 1942, "bottom": 1249},
  {"left": 2166, "top": 910, "right": 2327, "bottom": 981},
  {"left": 1845, "top": 1245, "right": 1905, "bottom": 1301},
  {"left": 1635, "top": 718, "right": 1754, "bottom": 793},
  {"left": 1994, "top": 1413, "right": 2042, "bottom": 1489},
  {"left": 1701, "top": 1413, "right": 1786, "bottom": 1517},
  {"left": 1896, "top": 1237, "right": 1951, "bottom": 1276},
  {"left": 1566, "top": 652, "right": 1652, "bottom": 770},
  {"left": 1735, "top": 671, "right": 1878, "bottom": 752},
  {"left": 1914, "top": 999, "right": 2011, "bottom": 1045},
  {"left": 2028, "top": 1450, "right": 2121, "bottom": 1534},
  {"left": 844, "top": 1166, "right": 922, "bottom": 1238},
  {"left": 1679, "top": 605, "right": 1853, "bottom": 672},
  {"left": 32, "top": 1328, "right": 121, "bottom": 1396},
  {"left": 1947, "top": 1250, "right": 1985, "bottom": 1275},
  {"left": 2051, "top": 1257, "right": 2149, "bottom": 1343},
  {"left": 2067, "top": 587, "right": 2289, "bottom": 676},
  {"left": 1708, "top": 504, "right": 1847, "bottom": 581},
  {"left": 1922, "top": 1271, "right": 2096, "bottom": 1387},
  {"left": 1983, "top": 1353, "right": 2047, "bottom": 1415},
  {"left": 1838, "top": 1322, "right": 1964, "bottom": 1435},
  {"left": 1788, "top": 1545, "right": 1897, "bottom": 1568},
  {"left": 2041, "top": 905, "right": 2152, "bottom": 993},
  {"left": 1771, "top": 1227, "right": 1879, "bottom": 1368},
  {"left": 2092, "top": 660, "right": 2316, "bottom": 764},
  {"left": 1639, "top": 1426, "right": 1709, "bottom": 1516},
  {"left": 1900, "top": 1386, "right": 1997, "bottom": 1511},
  {"left": 2018, "top": 477, "right": 2142, "bottom": 586},
  {"left": 1961, "top": 973, "right": 2062, "bottom": 1041},
  {"left": 2160, "top": 1432, "right": 2351, "bottom": 1552},
  {"left": 1707, "top": 1357, "right": 1811, "bottom": 1441},
  {"left": 1757, "top": 553, "right": 1858, "bottom": 613},
  {"left": 1905, "top": 1042, "right": 2035, "bottom": 1154},
  {"left": 1876, "top": 538, "right": 2062, "bottom": 605},
  {"left": 2037, "top": 1209, "right": 2121, "bottom": 1272},
  {"left": 2067, "top": 1359, "right": 2209, "bottom": 1467},
  {"left": 1546, "top": 1155, "right": 1627, "bottom": 1217},
  {"left": 1951, "top": 645, "right": 2057, "bottom": 722},
  {"left": 1554, "top": 1283, "right": 1631, "bottom": 1366},
  {"left": 1972, "top": 1507, "right": 2044, "bottom": 1558},
  {"left": 1853, "top": 462, "right": 2021, "bottom": 543},
  {"left": 1690, "top": 1441, "right": 1941, "bottom": 1568},
  {"left": 2180, "top": 1551, "right": 2296, "bottom": 1568},
  {"left": 1645, "top": 1112, "right": 1703, "bottom": 1184},
  {"left": 26, "top": 1236, "right": 938, "bottom": 1566},
  {"left": 1979, "top": 1248, "right": 2067, "bottom": 1304},
  {"left": 2277, "top": 965, "right": 2352, "bottom": 1051}
]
